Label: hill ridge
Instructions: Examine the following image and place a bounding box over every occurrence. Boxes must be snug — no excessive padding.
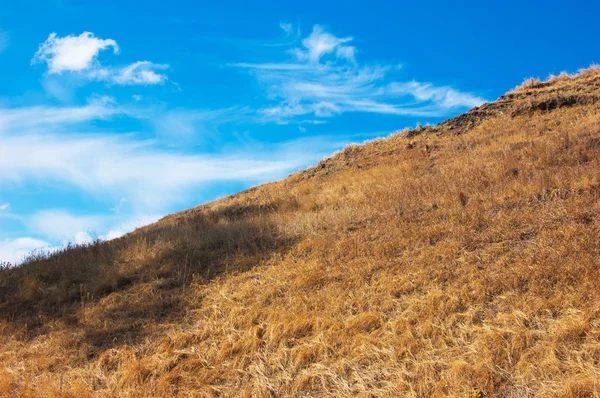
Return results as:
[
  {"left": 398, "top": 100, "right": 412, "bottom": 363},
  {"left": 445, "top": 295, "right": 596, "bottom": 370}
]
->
[{"left": 152, "top": 67, "right": 600, "bottom": 228}]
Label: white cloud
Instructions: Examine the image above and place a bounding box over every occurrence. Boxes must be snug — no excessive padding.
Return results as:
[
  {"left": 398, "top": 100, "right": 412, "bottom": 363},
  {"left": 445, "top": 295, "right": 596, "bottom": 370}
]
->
[
  {"left": 0, "top": 131, "right": 338, "bottom": 210},
  {"left": 0, "top": 237, "right": 51, "bottom": 265},
  {"left": 74, "top": 231, "right": 94, "bottom": 245},
  {"left": 295, "top": 25, "right": 355, "bottom": 63},
  {"left": 31, "top": 32, "right": 168, "bottom": 85},
  {"left": 233, "top": 24, "right": 485, "bottom": 123},
  {"left": 0, "top": 203, "right": 9, "bottom": 211},
  {"left": 27, "top": 210, "right": 105, "bottom": 241},
  {"left": 0, "top": 96, "right": 118, "bottom": 132},
  {"left": 32, "top": 32, "right": 119, "bottom": 74},
  {"left": 0, "top": 102, "right": 349, "bottom": 211}
]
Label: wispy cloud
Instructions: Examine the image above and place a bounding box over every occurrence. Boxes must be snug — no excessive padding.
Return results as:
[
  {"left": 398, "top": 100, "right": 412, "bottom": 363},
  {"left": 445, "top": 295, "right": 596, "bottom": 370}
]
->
[
  {"left": 90, "top": 61, "right": 169, "bottom": 85},
  {"left": 27, "top": 210, "right": 106, "bottom": 241},
  {"left": 0, "top": 102, "right": 349, "bottom": 211},
  {"left": 0, "top": 96, "right": 119, "bottom": 132},
  {"left": 232, "top": 24, "right": 485, "bottom": 123},
  {"left": 0, "top": 131, "right": 343, "bottom": 210},
  {"left": 31, "top": 32, "right": 168, "bottom": 85},
  {"left": 150, "top": 106, "right": 251, "bottom": 141},
  {"left": 387, "top": 81, "right": 484, "bottom": 108},
  {"left": 0, "top": 203, "right": 9, "bottom": 211},
  {"left": 0, "top": 97, "right": 356, "bottom": 263}
]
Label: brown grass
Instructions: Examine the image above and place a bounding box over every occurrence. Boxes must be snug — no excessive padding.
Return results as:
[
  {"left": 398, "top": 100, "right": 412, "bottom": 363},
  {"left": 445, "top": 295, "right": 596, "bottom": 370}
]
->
[
  {"left": 2, "top": 67, "right": 600, "bottom": 397},
  {"left": 512, "top": 77, "right": 545, "bottom": 92}
]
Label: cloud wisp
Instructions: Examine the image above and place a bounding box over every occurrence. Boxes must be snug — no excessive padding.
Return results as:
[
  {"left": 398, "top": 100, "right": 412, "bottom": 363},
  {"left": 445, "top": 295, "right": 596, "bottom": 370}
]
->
[
  {"left": 32, "top": 32, "right": 168, "bottom": 85},
  {"left": 0, "top": 97, "right": 354, "bottom": 263},
  {"left": 0, "top": 100, "right": 350, "bottom": 211},
  {"left": 0, "top": 96, "right": 120, "bottom": 132},
  {"left": 232, "top": 24, "right": 485, "bottom": 123}
]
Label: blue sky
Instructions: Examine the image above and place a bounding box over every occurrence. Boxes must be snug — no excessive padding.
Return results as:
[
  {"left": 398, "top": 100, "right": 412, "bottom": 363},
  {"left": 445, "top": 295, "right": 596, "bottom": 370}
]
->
[{"left": 0, "top": 0, "right": 598, "bottom": 264}]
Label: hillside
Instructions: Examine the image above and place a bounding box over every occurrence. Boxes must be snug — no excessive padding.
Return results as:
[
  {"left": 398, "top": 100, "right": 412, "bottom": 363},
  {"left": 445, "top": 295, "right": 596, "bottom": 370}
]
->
[{"left": 2, "top": 67, "right": 600, "bottom": 397}]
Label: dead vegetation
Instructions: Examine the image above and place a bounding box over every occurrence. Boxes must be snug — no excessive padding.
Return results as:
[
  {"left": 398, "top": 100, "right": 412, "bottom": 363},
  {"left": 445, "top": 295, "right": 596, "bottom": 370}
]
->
[{"left": 2, "top": 67, "right": 600, "bottom": 397}]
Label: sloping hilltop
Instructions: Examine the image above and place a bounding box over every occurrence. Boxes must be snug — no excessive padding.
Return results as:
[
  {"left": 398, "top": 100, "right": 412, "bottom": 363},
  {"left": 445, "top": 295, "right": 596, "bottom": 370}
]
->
[{"left": 2, "top": 68, "right": 600, "bottom": 397}]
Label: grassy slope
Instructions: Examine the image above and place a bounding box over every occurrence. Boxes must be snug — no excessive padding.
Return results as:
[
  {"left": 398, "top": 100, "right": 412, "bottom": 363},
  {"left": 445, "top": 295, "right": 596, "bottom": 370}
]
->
[{"left": 2, "top": 68, "right": 600, "bottom": 397}]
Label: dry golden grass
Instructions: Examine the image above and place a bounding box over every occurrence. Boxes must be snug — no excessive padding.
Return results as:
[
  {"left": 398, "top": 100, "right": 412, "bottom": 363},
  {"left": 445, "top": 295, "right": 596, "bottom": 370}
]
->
[{"left": 2, "top": 67, "right": 600, "bottom": 397}]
